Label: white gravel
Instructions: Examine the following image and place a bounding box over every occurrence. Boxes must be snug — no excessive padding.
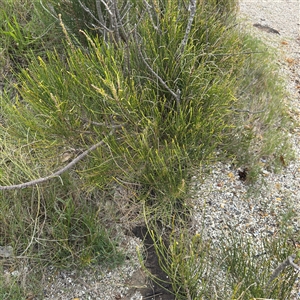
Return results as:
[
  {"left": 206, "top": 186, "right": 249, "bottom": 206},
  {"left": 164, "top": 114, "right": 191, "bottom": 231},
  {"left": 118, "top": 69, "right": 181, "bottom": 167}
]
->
[
  {"left": 191, "top": 0, "right": 300, "bottom": 298},
  {"left": 39, "top": 232, "right": 145, "bottom": 300}
]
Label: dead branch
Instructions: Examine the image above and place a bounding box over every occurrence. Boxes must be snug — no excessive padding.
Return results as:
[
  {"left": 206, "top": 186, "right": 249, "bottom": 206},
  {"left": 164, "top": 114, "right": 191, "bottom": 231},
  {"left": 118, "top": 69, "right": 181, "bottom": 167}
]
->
[
  {"left": 231, "top": 108, "right": 266, "bottom": 114},
  {"left": 0, "top": 131, "right": 113, "bottom": 191},
  {"left": 268, "top": 254, "right": 299, "bottom": 286},
  {"left": 134, "top": 30, "right": 181, "bottom": 108},
  {"left": 178, "top": 0, "right": 197, "bottom": 56},
  {"left": 78, "top": 0, "right": 112, "bottom": 34}
]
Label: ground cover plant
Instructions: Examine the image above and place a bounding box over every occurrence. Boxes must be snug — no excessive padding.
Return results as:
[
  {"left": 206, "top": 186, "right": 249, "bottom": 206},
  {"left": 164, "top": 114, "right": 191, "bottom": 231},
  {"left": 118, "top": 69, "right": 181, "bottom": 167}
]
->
[{"left": 0, "top": 0, "right": 297, "bottom": 299}]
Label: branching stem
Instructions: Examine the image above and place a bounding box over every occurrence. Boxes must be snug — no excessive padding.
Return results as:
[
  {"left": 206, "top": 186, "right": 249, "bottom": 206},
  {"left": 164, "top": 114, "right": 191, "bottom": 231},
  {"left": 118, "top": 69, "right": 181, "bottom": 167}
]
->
[
  {"left": 268, "top": 254, "right": 300, "bottom": 286},
  {"left": 134, "top": 30, "right": 181, "bottom": 108},
  {"left": 0, "top": 131, "right": 113, "bottom": 190},
  {"left": 178, "top": 0, "right": 197, "bottom": 56}
]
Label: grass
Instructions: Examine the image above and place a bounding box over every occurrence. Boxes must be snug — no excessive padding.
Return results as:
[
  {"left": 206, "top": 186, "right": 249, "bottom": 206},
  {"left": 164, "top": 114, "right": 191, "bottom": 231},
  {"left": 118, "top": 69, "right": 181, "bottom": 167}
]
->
[
  {"left": 0, "top": 0, "right": 298, "bottom": 299},
  {"left": 221, "top": 235, "right": 297, "bottom": 299}
]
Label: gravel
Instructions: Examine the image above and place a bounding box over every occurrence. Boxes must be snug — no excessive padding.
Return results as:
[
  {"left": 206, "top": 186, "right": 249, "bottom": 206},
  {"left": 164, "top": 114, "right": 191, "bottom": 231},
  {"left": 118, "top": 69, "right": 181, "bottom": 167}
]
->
[{"left": 191, "top": 0, "right": 300, "bottom": 298}]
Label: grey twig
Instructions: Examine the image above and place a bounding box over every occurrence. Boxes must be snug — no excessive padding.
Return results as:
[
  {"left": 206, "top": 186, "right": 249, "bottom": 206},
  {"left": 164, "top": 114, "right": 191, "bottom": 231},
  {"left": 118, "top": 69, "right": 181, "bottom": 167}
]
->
[
  {"left": 253, "top": 23, "right": 280, "bottom": 35},
  {"left": 231, "top": 108, "right": 266, "bottom": 114},
  {"left": 95, "top": 0, "right": 105, "bottom": 25},
  {"left": 78, "top": 0, "right": 112, "bottom": 34},
  {"left": 134, "top": 30, "right": 181, "bottom": 108},
  {"left": 113, "top": 0, "right": 130, "bottom": 43},
  {"left": 39, "top": 0, "right": 58, "bottom": 20},
  {"left": 0, "top": 131, "right": 113, "bottom": 190},
  {"left": 268, "top": 254, "right": 299, "bottom": 286},
  {"left": 143, "top": 0, "right": 161, "bottom": 33},
  {"left": 108, "top": 1, "right": 121, "bottom": 43},
  {"left": 288, "top": 255, "right": 300, "bottom": 272},
  {"left": 178, "top": 0, "right": 197, "bottom": 56}
]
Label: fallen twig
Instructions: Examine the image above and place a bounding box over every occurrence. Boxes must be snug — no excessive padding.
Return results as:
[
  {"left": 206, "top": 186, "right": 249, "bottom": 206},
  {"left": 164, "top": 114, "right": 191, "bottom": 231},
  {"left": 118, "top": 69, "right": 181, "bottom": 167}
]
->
[
  {"left": 231, "top": 108, "right": 266, "bottom": 114},
  {"left": 267, "top": 254, "right": 299, "bottom": 286},
  {"left": 0, "top": 131, "right": 113, "bottom": 190}
]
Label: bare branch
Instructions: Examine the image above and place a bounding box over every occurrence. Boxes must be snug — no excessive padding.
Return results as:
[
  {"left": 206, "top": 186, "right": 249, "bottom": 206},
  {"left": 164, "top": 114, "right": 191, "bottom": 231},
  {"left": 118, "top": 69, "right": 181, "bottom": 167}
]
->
[
  {"left": 0, "top": 131, "right": 113, "bottom": 191},
  {"left": 288, "top": 255, "right": 300, "bottom": 272},
  {"left": 39, "top": 1, "right": 58, "bottom": 21},
  {"left": 134, "top": 30, "right": 181, "bottom": 108},
  {"left": 110, "top": 0, "right": 121, "bottom": 43},
  {"left": 100, "top": 0, "right": 113, "bottom": 17},
  {"left": 77, "top": 0, "right": 112, "bottom": 34},
  {"left": 100, "top": 0, "right": 114, "bottom": 33},
  {"left": 95, "top": 0, "right": 105, "bottom": 24},
  {"left": 178, "top": 0, "right": 197, "bottom": 56},
  {"left": 143, "top": 0, "right": 161, "bottom": 33},
  {"left": 268, "top": 254, "right": 299, "bottom": 286},
  {"left": 113, "top": 0, "right": 130, "bottom": 43},
  {"left": 231, "top": 108, "right": 266, "bottom": 114}
]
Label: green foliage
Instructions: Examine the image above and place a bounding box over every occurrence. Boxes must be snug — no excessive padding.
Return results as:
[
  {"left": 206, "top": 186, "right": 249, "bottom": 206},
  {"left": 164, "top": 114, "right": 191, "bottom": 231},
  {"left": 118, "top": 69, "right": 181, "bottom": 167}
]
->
[
  {"left": 46, "top": 195, "right": 123, "bottom": 266},
  {"left": 44, "top": 0, "right": 239, "bottom": 40},
  {"left": 228, "top": 34, "right": 293, "bottom": 173},
  {"left": 0, "top": 277, "right": 25, "bottom": 300},
  {"left": 148, "top": 227, "right": 213, "bottom": 299},
  {"left": 0, "top": 0, "right": 48, "bottom": 67},
  {"left": 146, "top": 224, "right": 297, "bottom": 299},
  {"left": 0, "top": 183, "right": 123, "bottom": 268},
  {"left": 222, "top": 236, "right": 297, "bottom": 299},
  {"left": 2, "top": 31, "right": 239, "bottom": 200}
]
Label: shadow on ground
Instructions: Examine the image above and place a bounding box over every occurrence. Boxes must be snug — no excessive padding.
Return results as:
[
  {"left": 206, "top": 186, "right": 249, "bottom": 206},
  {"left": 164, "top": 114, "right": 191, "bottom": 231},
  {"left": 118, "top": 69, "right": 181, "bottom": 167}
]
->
[{"left": 132, "top": 226, "right": 175, "bottom": 300}]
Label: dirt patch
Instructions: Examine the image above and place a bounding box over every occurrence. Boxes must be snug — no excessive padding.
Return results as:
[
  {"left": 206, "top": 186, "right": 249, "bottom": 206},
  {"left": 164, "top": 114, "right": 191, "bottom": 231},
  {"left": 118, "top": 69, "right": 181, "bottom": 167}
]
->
[{"left": 132, "top": 226, "right": 175, "bottom": 300}]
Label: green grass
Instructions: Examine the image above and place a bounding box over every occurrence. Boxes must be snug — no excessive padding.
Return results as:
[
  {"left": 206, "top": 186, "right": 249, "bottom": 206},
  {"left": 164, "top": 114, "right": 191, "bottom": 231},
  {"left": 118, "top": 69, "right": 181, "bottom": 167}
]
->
[
  {"left": 0, "top": 0, "right": 297, "bottom": 299},
  {"left": 221, "top": 235, "right": 297, "bottom": 299},
  {"left": 0, "top": 279, "right": 25, "bottom": 300}
]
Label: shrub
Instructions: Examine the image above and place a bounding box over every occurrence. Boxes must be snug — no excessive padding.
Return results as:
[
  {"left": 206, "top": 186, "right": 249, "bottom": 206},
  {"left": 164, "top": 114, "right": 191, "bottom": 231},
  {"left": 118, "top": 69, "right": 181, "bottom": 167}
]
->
[{"left": 0, "top": 1, "right": 294, "bottom": 298}]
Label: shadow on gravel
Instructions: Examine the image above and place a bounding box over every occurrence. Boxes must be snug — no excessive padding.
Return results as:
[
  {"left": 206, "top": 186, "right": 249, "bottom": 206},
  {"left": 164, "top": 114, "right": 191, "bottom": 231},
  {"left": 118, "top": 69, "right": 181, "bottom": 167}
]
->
[{"left": 132, "top": 226, "right": 175, "bottom": 300}]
